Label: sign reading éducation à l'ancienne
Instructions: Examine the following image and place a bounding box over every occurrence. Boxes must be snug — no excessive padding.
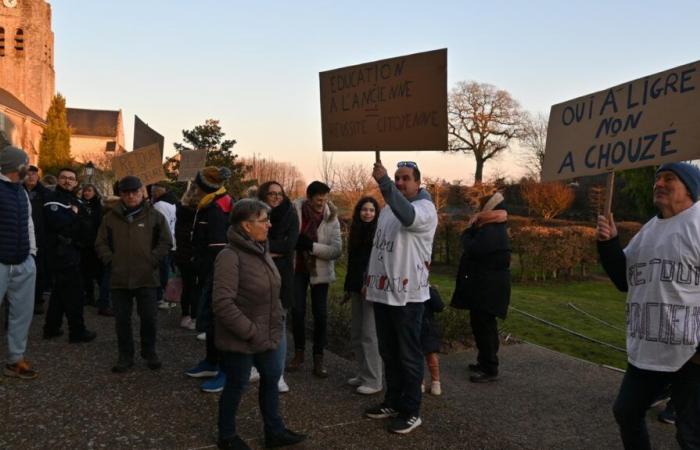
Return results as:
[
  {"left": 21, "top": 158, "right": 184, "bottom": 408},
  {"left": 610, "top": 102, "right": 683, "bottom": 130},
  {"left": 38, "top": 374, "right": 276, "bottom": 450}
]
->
[
  {"left": 319, "top": 49, "right": 447, "bottom": 152},
  {"left": 542, "top": 60, "right": 700, "bottom": 181}
]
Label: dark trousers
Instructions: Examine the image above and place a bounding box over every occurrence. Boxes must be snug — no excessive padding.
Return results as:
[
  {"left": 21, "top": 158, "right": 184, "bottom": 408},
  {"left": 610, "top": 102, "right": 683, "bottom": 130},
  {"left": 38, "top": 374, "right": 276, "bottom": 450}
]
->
[
  {"left": 111, "top": 288, "right": 158, "bottom": 358},
  {"left": 218, "top": 349, "right": 285, "bottom": 440},
  {"left": 613, "top": 361, "right": 700, "bottom": 449},
  {"left": 470, "top": 309, "right": 500, "bottom": 375},
  {"left": 98, "top": 266, "right": 111, "bottom": 310},
  {"left": 44, "top": 266, "right": 86, "bottom": 338},
  {"left": 374, "top": 302, "right": 424, "bottom": 417},
  {"left": 177, "top": 261, "right": 197, "bottom": 318},
  {"left": 157, "top": 253, "right": 173, "bottom": 301},
  {"left": 291, "top": 272, "right": 328, "bottom": 355}
]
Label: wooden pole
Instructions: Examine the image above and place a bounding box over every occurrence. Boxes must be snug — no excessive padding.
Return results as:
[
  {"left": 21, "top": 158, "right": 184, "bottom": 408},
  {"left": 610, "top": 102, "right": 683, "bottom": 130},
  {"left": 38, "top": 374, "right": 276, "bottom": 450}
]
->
[
  {"left": 375, "top": 150, "right": 381, "bottom": 163},
  {"left": 604, "top": 171, "right": 615, "bottom": 217}
]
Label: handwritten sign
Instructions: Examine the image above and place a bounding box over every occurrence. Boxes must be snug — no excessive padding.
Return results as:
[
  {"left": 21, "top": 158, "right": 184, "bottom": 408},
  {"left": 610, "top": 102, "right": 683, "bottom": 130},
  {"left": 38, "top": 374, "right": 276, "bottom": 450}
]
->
[
  {"left": 542, "top": 60, "right": 700, "bottom": 181},
  {"left": 178, "top": 149, "right": 208, "bottom": 181},
  {"left": 319, "top": 49, "right": 447, "bottom": 151},
  {"left": 112, "top": 143, "right": 164, "bottom": 186}
]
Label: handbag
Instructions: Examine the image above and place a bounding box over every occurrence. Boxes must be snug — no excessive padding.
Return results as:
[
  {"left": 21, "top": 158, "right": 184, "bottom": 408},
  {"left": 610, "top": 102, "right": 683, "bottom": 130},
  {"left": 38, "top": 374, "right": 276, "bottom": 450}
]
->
[{"left": 164, "top": 274, "right": 183, "bottom": 303}]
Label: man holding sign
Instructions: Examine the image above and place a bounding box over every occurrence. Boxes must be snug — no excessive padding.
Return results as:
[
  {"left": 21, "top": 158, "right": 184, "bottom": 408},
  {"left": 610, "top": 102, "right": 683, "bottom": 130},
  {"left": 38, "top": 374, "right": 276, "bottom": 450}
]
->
[
  {"left": 597, "top": 162, "right": 700, "bottom": 448},
  {"left": 363, "top": 160, "right": 437, "bottom": 434}
]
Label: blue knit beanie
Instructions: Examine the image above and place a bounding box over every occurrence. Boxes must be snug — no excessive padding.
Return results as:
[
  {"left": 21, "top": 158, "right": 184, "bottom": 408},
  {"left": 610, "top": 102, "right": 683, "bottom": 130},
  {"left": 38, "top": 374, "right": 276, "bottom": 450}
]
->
[{"left": 656, "top": 162, "right": 700, "bottom": 202}]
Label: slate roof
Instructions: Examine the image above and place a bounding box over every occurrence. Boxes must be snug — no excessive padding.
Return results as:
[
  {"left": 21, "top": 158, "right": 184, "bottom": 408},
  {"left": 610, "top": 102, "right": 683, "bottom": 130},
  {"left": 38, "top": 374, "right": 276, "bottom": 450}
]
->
[{"left": 67, "top": 108, "right": 120, "bottom": 137}]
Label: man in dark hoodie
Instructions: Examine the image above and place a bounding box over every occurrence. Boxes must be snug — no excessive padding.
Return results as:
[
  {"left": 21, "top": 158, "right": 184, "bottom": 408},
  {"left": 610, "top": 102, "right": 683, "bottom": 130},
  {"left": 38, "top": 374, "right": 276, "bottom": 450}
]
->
[
  {"left": 95, "top": 176, "right": 172, "bottom": 373},
  {"left": 43, "top": 167, "right": 96, "bottom": 343}
]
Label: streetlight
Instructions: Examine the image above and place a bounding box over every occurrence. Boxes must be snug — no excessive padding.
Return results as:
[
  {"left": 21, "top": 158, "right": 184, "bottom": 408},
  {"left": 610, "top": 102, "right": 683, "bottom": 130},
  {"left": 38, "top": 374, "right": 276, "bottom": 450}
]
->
[{"left": 84, "top": 161, "right": 94, "bottom": 182}]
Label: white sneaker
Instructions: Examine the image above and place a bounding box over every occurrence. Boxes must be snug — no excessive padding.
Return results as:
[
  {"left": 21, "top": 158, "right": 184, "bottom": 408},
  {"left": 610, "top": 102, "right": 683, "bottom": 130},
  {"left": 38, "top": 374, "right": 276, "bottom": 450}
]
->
[
  {"left": 158, "top": 300, "right": 170, "bottom": 310},
  {"left": 187, "top": 319, "right": 197, "bottom": 331},
  {"left": 347, "top": 377, "right": 362, "bottom": 387},
  {"left": 180, "top": 316, "right": 193, "bottom": 329},
  {"left": 278, "top": 375, "right": 290, "bottom": 393},
  {"left": 420, "top": 383, "right": 425, "bottom": 393},
  {"left": 196, "top": 332, "right": 206, "bottom": 341},
  {"left": 430, "top": 381, "right": 442, "bottom": 396},
  {"left": 356, "top": 385, "right": 382, "bottom": 395},
  {"left": 249, "top": 366, "right": 260, "bottom": 382}
]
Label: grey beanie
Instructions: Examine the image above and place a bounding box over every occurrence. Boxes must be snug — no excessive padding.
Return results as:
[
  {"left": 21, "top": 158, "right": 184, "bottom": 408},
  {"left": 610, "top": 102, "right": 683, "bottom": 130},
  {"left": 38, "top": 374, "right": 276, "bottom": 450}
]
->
[{"left": 0, "top": 145, "right": 29, "bottom": 174}]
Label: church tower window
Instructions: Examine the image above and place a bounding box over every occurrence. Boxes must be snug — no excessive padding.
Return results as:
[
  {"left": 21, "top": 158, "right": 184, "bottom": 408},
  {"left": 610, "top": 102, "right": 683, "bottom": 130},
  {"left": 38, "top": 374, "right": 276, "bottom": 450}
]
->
[
  {"left": 15, "top": 28, "right": 24, "bottom": 53},
  {"left": 0, "top": 27, "right": 5, "bottom": 57}
]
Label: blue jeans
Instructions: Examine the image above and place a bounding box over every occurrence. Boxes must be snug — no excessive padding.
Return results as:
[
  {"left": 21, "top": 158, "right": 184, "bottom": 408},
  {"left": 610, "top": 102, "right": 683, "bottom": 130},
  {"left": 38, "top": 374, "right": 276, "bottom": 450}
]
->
[
  {"left": 218, "top": 348, "right": 285, "bottom": 440},
  {"left": 613, "top": 361, "right": 700, "bottom": 449},
  {"left": 373, "top": 301, "right": 424, "bottom": 417},
  {"left": 0, "top": 256, "right": 36, "bottom": 363}
]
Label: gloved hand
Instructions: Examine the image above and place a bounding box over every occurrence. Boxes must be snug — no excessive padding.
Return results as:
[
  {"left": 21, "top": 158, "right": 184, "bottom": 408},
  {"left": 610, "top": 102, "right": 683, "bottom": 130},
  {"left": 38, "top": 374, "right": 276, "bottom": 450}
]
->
[{"left": 296, "top": 234, "right": 314, "bottom": 252}]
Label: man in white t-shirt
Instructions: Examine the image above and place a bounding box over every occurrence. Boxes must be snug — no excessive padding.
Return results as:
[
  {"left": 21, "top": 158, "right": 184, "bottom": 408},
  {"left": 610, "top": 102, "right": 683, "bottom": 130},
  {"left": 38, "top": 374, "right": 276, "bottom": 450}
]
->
[
  {"left": 363, "top": 160, "right": 437, "bottom": 435},
  {"left": 597, "top": 162, "right": 700, "bottom": 449}
]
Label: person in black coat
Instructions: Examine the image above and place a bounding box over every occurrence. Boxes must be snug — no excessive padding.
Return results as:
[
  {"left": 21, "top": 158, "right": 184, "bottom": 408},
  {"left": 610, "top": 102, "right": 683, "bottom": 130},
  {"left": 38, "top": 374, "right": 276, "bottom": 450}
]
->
[
  {"left": 23, "top": 165, "right": 50, "bottom": 314},
  {"left": 451, "top": 192, "right": 510, "bottom": 383},
  {"left": 421, "top": 286, "right": 444, "bottom": 395},
  {"left": 174, "top": 185, "right": 200, "bottom": 330},
  {"left": 79, "top": 183, "right": 103, "bottom": 307},
  {"left": 259, "top": 181, "right": 299, "bottom": 394},
  {"left": 343, "top": 196, "right": 382, "bottom": 394}
]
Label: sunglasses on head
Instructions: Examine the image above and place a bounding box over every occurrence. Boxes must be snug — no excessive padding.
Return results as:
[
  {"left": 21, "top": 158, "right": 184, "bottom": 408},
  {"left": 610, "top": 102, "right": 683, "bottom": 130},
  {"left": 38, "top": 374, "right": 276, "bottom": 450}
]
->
[{"left": 397, "top": 161, "right": 418, "bottom": 169}]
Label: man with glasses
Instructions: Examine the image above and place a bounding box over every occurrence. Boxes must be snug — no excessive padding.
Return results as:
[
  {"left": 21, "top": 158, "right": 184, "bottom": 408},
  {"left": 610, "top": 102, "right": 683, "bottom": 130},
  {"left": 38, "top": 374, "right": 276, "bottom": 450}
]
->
[
  {"left": 96, "top": 176, "right": 172, "bottom": 372},
  {"left": 364, "top": 160, "right": 437, "bottom": 434},
  {"left": 0, "top": 145, "right": 38, "bottom": 379},
  {"left": 43, "top": 167, "right": 96, "bottom": 343}
]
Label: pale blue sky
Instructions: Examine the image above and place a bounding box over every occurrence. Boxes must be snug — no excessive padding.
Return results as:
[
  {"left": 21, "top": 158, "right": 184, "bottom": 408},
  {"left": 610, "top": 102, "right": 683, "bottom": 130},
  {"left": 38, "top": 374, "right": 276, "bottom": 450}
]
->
[{"left": 53, "top": 0, "right": 700, "bottom": 183}]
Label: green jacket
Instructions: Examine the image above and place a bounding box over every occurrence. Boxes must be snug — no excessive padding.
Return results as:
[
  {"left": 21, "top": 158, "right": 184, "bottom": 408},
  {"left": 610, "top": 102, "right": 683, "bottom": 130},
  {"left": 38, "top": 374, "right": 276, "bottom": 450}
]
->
[{"left": 95, "top": 202, "right": 172, "bottom": 289}]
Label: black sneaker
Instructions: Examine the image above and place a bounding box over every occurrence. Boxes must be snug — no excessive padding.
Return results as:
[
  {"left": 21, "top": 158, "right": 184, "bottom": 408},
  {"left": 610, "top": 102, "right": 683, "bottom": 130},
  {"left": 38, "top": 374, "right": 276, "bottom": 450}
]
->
[
  {"left": 69, "top": 330, "right": 97, "bottom": 343},
  {"left": 468, "top": 363, "right": 483, "bottom": 372},
  {"left": 365, "top": 403, "right": 399, "bottom": 419},
  {"left": 143, "top": 354, "right": 162, "bottom": 370},
  {"left": 218, "top": 435, "right": 251, "bottom": 450},
  {"left": 470, "top": 371, "right": 499, "bottom": 383},
  {"left": 111, "top": 356, "right": 134, "bottom": 374},
  {"left": 264, "top": 428, "right": 307, "bottom": 448},
  {"left": 388, "top": 414, "right": 422, "bottom": 434},
  {"left": 42, "top": 329, "right": 63, "bottom": 340}
]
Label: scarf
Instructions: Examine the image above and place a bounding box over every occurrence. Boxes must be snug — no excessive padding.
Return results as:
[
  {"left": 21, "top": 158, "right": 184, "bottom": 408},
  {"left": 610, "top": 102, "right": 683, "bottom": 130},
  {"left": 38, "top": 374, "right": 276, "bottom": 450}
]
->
[
  {"left": 122, "top": 202, "right": 144, "bottom": 223},
  {"left": 300, "top": 200, "right": 324, "bottom": 242},
  {"left": 468, "top": 192, "right": 507, "bottom": 228},
  {"left": 198, "top": 186, "right": 227, "bottom": 210}
]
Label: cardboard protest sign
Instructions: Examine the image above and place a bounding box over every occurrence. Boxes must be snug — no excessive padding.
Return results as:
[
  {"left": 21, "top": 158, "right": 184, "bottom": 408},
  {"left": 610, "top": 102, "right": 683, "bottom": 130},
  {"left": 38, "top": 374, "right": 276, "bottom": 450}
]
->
[
  {"left": 133, "top": 115, "right": 165, "bottom": 158},
  {"left": 178, "top": 149, "right": 208, "bottom": 181},
  {"left": 112, "top": 143, "right": 164, "bottom": 186},
  {"left": 542, "top": 60, "right": 700, "bottom": 181},
  {"left": 320, "top": 48, "right": 447, "bottom": 151}
]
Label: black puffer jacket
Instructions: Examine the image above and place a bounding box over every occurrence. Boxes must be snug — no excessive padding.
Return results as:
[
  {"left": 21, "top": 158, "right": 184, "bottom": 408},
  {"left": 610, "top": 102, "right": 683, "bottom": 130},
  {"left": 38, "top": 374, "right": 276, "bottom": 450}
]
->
[
  {"left": 267, "top": 197, "right": 299, "bottom": 309},
  {"left": 421, "top": 286, "right": 445, "bottom": 354},
  {"left": 451, "top": 218, "right": 511, "bottom": 319},
  {"left": 174, "top": 203, "right": 196, "bottom": 266}
]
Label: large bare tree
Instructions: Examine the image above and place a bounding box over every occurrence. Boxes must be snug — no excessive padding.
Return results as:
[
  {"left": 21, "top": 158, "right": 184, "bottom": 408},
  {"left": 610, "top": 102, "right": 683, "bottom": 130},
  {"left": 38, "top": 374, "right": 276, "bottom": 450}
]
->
[
  {"left": 448, "top": 81, "right": 524, "bottom": 183},
  {"left": 520, "top": 112, "right": 549, "bottom": 180}
]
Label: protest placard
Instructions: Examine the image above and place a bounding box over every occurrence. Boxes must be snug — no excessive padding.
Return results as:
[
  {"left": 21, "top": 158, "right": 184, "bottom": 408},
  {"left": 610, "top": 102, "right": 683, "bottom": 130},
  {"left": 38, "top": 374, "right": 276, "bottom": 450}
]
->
[
  {"left": 112, "top": 143, "right": 164, "bottom": 186},
  {"left": 542, "top": 60, "right": 700, "bottom": 181},
  {"left": 178, "top": 149, "right": 208, "bottom": 181},
  {"left": 320, "top": 48, "right": 447, "bottom": 151}
]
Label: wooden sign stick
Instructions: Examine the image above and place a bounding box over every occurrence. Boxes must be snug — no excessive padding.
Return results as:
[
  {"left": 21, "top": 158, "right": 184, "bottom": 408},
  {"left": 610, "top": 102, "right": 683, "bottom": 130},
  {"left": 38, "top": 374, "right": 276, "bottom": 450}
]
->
[
  {"left": 375, "top": 150, "right": 381, "bottom": 163},
  {"left": 604, "top": 171, "right": 615, "bottom": 217}
]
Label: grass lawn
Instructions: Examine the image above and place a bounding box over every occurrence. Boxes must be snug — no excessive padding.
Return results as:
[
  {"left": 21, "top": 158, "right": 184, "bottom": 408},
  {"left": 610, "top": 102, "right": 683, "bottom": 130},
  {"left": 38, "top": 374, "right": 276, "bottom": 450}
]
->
[{"left": 329, "top": 263, "right": 629, "bottom": 370}]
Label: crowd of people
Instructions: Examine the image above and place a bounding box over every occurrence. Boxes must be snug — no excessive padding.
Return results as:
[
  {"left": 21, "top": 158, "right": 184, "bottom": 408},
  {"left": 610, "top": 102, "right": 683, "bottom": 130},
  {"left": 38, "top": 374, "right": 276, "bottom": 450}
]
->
[{"left": 2, "top": 141, "right": 699, "bottom": 449}]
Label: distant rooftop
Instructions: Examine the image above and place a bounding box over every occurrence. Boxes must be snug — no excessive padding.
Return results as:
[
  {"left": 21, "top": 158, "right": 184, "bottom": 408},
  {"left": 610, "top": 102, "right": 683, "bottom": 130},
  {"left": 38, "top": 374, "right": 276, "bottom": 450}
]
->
[
  {"left": 67, "top": 108, "right": 120, "bottom": 137},
  {"left": 0, "top": 88, "right": 45, "bottom": 123}
]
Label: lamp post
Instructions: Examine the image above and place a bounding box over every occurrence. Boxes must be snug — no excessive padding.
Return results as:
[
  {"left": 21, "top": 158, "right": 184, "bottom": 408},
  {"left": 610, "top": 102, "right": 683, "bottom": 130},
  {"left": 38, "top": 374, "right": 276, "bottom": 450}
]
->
[{"left": 84, "top": 161, "right": 95, "bottom": 182}]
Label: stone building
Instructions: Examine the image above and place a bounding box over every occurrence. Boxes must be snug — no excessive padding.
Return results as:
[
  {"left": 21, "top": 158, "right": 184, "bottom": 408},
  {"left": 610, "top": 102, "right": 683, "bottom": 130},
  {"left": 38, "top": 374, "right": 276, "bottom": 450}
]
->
[
  {"left": 67, "top": 107, "right": 126, "bottom": 164},
  {"left": 0, "top": 0, "right": 54, "bottom": 162}
]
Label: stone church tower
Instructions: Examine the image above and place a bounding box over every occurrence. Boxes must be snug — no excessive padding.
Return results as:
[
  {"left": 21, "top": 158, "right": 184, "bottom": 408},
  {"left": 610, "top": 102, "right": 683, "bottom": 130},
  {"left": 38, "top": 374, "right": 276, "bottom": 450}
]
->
[{"left": 0, "top": 0, "right": 55, "bottom": 119}]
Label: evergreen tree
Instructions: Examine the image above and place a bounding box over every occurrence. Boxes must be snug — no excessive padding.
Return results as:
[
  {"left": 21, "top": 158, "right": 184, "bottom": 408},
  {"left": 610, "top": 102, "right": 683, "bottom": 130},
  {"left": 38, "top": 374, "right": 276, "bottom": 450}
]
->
[
  {"left": 168, "top": 119, "right": 249, "bottom": 198},
  {"left": 619, "top": 166, "right": 656, "bottom": 220},
  {"left": 38, "top": 93, "right": 72, "bottom": 174}
]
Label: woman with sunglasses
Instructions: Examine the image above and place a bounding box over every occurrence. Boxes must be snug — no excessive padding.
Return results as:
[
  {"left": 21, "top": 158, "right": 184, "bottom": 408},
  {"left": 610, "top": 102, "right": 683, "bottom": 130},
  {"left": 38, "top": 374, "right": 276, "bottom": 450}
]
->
[{"left": 258, "top": 181, "right": 299, "bottom": 393}]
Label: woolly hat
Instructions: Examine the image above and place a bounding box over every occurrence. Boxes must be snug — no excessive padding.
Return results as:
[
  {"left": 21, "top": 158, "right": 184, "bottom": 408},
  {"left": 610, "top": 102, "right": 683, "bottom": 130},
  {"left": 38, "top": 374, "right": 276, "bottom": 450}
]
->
[
  {"left": 0, "top": 145, "right": 29, "bottom": 174},
  {"left": 195, "top": 166, "right": 231, "bottom": 193},
  {"left": 117, "top": 175, "right": 143, "bottom": 192},
  {"left": 656, "top": 162, "right": 700, "bottom": 202}
]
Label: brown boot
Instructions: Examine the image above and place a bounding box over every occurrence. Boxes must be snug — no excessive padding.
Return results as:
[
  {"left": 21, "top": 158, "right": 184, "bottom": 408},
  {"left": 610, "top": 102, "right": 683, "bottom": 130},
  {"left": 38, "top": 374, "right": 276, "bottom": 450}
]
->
[
  {"left": 313, "top": 354, "right": 328, "bottom": 378},
  {"left": 286, "top": 350, "right": 304, "bottom": 372}
]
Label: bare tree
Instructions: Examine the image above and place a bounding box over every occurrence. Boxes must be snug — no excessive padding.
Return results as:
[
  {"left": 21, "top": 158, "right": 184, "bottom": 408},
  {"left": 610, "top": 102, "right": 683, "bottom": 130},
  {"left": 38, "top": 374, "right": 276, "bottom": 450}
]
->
[
  {"left": 448, "top": 81, "right": 524, "bottom": 184},
  {"left": 318, "top": 153, "right": 337, "bottom": 190},
  {"left": 520, "top": 181, "right": 574, "bottom": 220},
  {"left": 520, "top": 112, "right": 549, "bottom": 180},
  {"left": 334, "top": 163, "right": 377, "bottom": 212},
  {"left": 241, "top": 154, "right": 305, "bottom": 195}
]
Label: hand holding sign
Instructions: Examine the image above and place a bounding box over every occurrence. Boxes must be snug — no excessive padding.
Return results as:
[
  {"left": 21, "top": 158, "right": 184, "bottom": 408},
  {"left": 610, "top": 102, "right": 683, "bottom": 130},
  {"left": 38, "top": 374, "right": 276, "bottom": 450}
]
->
[
  {"left": 596, "top": 213, "right": 618, "bottom": 241},
  {"left": 372, "top": 160, "right": 387, "bottom": 182}
]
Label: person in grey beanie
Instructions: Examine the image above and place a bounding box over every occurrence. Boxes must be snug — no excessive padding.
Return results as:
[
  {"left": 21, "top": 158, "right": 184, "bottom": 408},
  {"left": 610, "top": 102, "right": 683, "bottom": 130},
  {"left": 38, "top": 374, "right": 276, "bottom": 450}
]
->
[{"left": 0, "top": 145, "right": 39, "bottom": 379}]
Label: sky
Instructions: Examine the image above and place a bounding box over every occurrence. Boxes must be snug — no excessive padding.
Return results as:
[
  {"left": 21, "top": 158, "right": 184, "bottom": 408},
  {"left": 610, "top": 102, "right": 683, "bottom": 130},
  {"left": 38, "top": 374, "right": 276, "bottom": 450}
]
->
[{"left": 52, "top": 0, "right": 700, "bottom": 184}]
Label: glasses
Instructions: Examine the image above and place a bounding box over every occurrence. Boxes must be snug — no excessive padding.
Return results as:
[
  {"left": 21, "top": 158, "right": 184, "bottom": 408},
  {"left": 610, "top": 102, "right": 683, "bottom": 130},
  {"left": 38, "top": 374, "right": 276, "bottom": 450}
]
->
[
  {"left": 266, "top": 192, "right": 283, "bottom": 197},
  {"left": 58, "top": 175, "right": 77, "bottom": 181},
  {"left": 248, "top": 217, "right": 271, "bottom": 224},
  {"left": 397, "top": 161, "right": 418, "bottom": 169}
]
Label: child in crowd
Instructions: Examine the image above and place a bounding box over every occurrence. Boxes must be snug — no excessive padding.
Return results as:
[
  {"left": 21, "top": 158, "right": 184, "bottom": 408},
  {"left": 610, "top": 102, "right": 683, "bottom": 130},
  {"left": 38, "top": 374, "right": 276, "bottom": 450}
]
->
[{"left": 421, "top": 285, "right": 445, "bottom": 395}]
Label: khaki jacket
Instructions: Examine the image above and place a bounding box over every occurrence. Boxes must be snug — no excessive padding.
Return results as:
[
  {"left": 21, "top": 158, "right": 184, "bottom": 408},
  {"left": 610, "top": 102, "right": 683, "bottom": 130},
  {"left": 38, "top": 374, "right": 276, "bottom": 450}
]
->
[
  {"left": 212, "top": 227, "right": 284, "bottom": 354},
  {"left": 95, "top": 202, "right": 172, "bottom": 289}
]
